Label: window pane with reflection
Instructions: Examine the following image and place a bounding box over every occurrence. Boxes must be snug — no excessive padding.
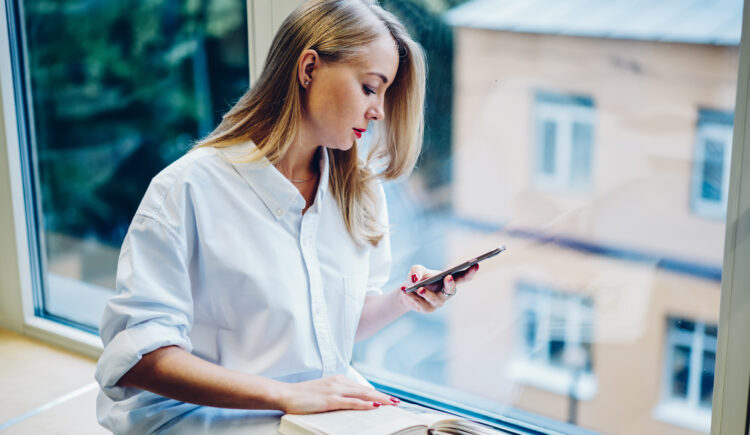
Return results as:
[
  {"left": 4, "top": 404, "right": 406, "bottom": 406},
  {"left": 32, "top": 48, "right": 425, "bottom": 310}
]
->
[
  {"left": 17, "top": 0, "right": 248, "bottom": 330},
  {"left": 353, "top": 1, "right": 740, "bottom": 433}
]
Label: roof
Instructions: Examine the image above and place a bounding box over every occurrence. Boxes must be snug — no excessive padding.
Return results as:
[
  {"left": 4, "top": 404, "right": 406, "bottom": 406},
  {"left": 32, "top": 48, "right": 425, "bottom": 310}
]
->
[{"left": 444, "top": 0, "right": 743, "bottom": 46}]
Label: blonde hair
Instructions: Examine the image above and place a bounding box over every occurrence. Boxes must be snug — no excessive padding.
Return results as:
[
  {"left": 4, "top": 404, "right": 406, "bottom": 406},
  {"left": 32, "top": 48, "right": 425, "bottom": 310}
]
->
[{"left": 193, "top": 0, "right": 426, "bottom": 246}]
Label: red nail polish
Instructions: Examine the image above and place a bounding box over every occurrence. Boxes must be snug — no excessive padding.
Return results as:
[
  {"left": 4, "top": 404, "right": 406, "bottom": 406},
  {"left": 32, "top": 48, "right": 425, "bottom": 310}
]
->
[
  {"left": 401, "top": 286, "right": 406, "bottom": 290},
  {"left": 390, "top": 397, "right": 400, "bottom": 404},
  {"left": 419, "top": 288, "right": 425, "bottom": 295},
  {"left": 411, "top": 274, "right": 418, "bottom": 283},
  {"left": 373, "top": 402, "right": 381, "bottom": 407},
  {"left": 447, "top": 275, "right": 453, "bottom": 282}
]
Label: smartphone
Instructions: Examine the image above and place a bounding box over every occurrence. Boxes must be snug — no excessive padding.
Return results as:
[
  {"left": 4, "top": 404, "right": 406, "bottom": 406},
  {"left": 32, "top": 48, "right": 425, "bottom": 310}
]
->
[{"left": 403, "top": 245, "right": 506, "bottom": 293}]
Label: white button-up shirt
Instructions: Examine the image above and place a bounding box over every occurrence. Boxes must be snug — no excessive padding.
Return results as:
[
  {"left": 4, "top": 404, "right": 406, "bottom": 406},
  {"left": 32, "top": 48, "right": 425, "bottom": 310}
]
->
[{"left": 94, "top": 141, "right": 391, "bottom": 434}]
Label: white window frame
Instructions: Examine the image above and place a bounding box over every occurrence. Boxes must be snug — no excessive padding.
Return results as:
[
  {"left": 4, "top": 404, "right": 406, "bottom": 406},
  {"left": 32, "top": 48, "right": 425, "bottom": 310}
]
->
[
  {"left": 654, "top": 318, "right": 717, "bottom": 433},
  {"left": 533, "top": 96, "right": 595, "bottom": 192},
  {"left": 692, "top": 120, "right": 734, "bottom": 219},
  {"left": 509, "top": 284, "right": 597, "bottom": 400},
  {"left": 2, "top": 0, "right": 750, "bottom": 433}
]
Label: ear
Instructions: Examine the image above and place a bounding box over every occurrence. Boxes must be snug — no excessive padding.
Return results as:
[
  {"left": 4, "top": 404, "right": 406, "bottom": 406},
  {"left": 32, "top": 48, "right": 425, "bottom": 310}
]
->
[{"left": 297, "top": 49, "right": 318, "bottom": 89}]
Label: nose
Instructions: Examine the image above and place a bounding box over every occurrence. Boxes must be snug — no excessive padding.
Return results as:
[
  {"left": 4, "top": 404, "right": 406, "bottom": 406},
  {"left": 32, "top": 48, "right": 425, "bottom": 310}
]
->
[{"left": 367, "top": 99, "right": 385, "bottom": 121}]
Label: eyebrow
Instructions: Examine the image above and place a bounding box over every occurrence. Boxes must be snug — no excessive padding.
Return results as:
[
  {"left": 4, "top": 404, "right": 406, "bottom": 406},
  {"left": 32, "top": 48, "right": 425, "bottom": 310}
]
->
[{"left": 367, "top": 72, "right": 389, "bottom": 84}]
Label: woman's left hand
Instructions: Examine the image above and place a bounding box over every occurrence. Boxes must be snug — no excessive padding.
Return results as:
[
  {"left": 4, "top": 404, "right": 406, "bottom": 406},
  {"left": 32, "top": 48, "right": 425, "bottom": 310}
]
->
[{"left": 397, "top": 264, "right": 479, "bottom": 313}]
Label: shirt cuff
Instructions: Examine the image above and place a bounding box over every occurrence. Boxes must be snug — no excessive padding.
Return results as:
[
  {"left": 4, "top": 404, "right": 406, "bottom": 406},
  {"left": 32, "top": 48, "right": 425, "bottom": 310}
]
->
[{"left": 95, "top": 320, "right": 192, "bottom": 401}]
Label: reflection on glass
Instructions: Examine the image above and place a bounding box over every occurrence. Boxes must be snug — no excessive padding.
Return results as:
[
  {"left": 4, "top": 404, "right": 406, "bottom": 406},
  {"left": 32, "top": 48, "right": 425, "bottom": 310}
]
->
[
  {"left": 541, "top": 121, "right": 557, "bottom": 175},
  {"left": 671, "top": 345, "right": 691, "bottom": 399},
  {"left": 702, "top": 139, "right": 725, "bottom": 202},
  {"left": 570, "top": 122, "right": 592, "bottom": 186},
  {"left": 701, "top": 351, "right": 716, "bottom": 408},
  {"left": 19, "top": 0, "right": 249, "bottom": 329},
  {"left": 675, "top": 319, "right": 696, "bottom": 333},
  {"left": 353, "top": 0, "right": 739, "bottom": 433}
]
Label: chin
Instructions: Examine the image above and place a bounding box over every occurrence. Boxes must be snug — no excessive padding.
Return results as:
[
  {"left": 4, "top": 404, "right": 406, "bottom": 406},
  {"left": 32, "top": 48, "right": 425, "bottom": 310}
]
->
[{"left": 327, "top": 141, "right": 356, "bottom": 152}]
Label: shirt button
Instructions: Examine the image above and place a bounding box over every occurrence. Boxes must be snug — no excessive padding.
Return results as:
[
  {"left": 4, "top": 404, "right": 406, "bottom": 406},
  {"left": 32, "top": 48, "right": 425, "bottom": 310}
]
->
[{"left": 275, "top": 208, "right": 283, "bottom": 217}]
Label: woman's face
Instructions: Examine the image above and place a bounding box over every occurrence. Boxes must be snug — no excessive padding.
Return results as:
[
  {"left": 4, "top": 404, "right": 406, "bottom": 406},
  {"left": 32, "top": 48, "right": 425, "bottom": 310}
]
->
[{"left": 301, "top": 35, "right": 400, "bottom": 151}]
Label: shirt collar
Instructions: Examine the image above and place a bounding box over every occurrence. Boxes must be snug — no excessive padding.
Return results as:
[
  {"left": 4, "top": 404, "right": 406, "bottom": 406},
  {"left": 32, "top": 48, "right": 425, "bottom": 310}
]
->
[{"left": 219, "top": 141, "right": 330, "bottom": 219}]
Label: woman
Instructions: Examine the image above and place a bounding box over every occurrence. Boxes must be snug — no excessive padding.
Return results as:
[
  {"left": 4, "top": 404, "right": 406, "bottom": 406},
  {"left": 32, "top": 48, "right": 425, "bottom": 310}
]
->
[{"left": 95, "top": 0, "right": 478, "bottom": 433}]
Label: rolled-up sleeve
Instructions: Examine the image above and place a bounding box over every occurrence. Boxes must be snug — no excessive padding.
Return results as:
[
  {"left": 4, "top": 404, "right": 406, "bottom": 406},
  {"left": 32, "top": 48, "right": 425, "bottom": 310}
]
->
[
  {"left": 95, "top": 213, "right": 194, "bottom": 401},
  {"left": 366, "top": 182, "right": 392, "bottom": 296}
]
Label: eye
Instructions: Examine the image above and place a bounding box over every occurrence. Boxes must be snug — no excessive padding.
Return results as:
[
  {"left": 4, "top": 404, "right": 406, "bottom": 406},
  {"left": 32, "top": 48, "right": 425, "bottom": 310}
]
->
[{"left": 362, "top": 85, "right": 375, "bottom": 96}]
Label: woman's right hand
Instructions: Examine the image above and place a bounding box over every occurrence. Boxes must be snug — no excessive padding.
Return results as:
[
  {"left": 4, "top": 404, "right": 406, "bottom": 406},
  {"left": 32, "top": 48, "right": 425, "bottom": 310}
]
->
[{"left": 276, "top": 374, "right": 399, "bottom": 414}]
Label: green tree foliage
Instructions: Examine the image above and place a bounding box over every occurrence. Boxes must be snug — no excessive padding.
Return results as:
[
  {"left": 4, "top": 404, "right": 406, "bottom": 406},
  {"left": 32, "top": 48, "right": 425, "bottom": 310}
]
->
[{"left": 23, "top": 0, "right": 248, "bottom": 246}]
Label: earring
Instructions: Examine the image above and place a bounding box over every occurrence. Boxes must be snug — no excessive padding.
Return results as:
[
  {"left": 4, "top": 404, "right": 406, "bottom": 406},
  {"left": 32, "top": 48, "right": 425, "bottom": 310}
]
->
[{"left": 304, "top": 80, "right": 310, "bottom": 86}]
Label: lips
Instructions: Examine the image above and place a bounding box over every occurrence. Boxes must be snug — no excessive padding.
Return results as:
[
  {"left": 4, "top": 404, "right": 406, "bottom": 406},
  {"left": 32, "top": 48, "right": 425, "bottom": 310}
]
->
[{"left": 353, "top": 128, "right": 366, "bottom": 139}]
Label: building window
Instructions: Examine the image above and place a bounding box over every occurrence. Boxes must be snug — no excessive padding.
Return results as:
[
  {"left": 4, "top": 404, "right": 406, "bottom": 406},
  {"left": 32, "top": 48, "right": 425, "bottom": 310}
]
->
[
  {"left": 510, "top": 282, "right": 596, "bottom": 399},
  {"left": 533, "top": 92, "right": 595, "bottom": 191},
  {"left": 691, "top": 109, "right": 734, "bottom": 219},
  {"left": 654, "top": 317, "right": 717, "bottom": 432},
  {"left": 664, "top": 318, "right": 717, "bottom": 408}
]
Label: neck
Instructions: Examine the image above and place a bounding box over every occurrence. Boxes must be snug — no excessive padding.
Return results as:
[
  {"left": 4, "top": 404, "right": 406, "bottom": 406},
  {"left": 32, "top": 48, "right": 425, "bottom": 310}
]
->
[{"left": 275, "top": 141, "right": 320, "bottom": 183}]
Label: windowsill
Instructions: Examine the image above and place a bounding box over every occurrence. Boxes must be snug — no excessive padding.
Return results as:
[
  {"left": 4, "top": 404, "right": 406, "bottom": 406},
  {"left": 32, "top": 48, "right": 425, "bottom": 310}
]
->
[
  {"left": 21, "top": 316, "right": 102, "bottom": 359},
  {"left": 652, "top": 400, "right": 711, "bottom": 433},
  {"left": 508, "top": 358, "right": 597, "bottom": 400}
]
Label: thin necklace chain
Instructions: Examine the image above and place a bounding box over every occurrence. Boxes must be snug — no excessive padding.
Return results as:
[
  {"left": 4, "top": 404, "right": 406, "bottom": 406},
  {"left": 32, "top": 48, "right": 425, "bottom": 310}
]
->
[
  {"left": 287, "top": 172, "right": 317, "bottom": 183},
  {"left": 274, "top": 163, "right": 318, "bottom": 183}
]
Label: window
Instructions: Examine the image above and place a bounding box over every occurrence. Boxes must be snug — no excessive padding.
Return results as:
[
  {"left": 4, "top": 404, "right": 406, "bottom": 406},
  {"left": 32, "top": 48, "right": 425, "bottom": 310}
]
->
[
  {"left": 654, "top": 317, "right": 717, "bottom": 432},
  {"left": 6, "top": 0, "right": 249, "bottom": 331},
  {"left": 691, "top": 109, "right": 734, "bottom": 219},
  {"left": 4, "top": 0, "right": 750, "bottom": 434},
  {"left": 533, "top": 92, "right": 595, "bottom": 191},
  {"left": 353, "top": 1, "right": 740, "bottom": 433},
  {"left": 510, "top": 282, "right": 596, "bottom": 400}
]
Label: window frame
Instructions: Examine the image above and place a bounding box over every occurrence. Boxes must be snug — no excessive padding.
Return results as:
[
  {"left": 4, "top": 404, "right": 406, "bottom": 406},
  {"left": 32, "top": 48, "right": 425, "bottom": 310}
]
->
[
  {"left": 533, "top": 92, "right": 596, "bottom": 192},
  {"left": 509, "top": 282, "right": 597, "bottom": 401},
  {"left": 1, "top": 0, "right": 749, "bottom": 433},
  {"left": 654, "top": 317, "right": 718, "bottom": 433}
]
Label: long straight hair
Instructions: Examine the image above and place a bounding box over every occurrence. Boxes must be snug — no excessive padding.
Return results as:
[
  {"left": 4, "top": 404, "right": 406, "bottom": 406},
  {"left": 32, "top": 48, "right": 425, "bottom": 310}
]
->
[{"left": 194, "top": 0, "right": 426, "bottom": 246}]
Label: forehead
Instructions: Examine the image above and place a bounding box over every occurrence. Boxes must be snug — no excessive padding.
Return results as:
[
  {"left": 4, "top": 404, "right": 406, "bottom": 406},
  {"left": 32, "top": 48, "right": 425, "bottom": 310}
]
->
[{"left": 351, "top": 35, "right": 399, "bottom": 82}]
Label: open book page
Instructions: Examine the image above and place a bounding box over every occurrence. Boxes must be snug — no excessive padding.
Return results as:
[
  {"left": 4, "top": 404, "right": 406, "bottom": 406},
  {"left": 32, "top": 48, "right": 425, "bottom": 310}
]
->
[
  {"left": 279, "top": 405, "right": 431, "bottom": 435},
  {"left": 279, "top": 401, "right": 507, "bottom": 435},
  {"left": 393, "top": 401, "right": 462, "bottom": 427}
]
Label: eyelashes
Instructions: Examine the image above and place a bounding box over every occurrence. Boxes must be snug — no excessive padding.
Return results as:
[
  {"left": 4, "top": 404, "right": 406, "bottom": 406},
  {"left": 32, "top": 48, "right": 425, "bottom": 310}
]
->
[{"left": 362, "top": 85, "right": 375, "bottom": 95}]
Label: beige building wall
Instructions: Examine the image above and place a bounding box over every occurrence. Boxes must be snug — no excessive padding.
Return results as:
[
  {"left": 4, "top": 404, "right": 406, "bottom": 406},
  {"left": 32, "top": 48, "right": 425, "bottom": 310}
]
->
[{"left": 445, "top": 27, "right": 736, "bottom": 434}]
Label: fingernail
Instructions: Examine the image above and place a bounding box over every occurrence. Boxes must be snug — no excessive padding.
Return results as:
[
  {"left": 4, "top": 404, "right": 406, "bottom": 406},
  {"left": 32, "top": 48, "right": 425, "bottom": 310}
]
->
[
  {"left": 401, "top": 286, "right": 406, "bottom": 291},
  {"left": 419, "top": 288, "right": 426, "bottom": 295},
  {"left": 373, "top": 402, "right": 381, "bottom": 407},
  {"left": 411, "top": 274, "right": 418, "bottom": 283},
  {"left": 446, "top": 275, "right": 453, "bottom": 283},
  {"left": 390, "top": 397, "right": 400, "bottom": 404}
]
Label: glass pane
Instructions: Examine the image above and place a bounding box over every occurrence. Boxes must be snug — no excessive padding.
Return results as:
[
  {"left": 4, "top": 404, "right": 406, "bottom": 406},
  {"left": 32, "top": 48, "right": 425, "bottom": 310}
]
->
[
  {"left": 702, "top": 139, "right": 725, "bottom": 201},
  {"left": 701, "top": 350, "right": 716, "bottom": 408},
  {"left": 523, "top": 310, "right": 537, "bottom": 350},
  {"left": 352, "top": 0, "right": 739, "bottom": 432},
  {"left": 19, "top": 0, "right": 249, "bottom": 329},
  {"left": 541, "top": 120, "right": 557, "bottom": 175},
  {"left": 570, "top": 122, "right": 592, "bottom": 185},
  {"left": 675, "top": 318, "right": 696, "bottom": 333},
  {"left": 671, "top": 345, "right": 691, "bottom": 399},
  {"left": 705, "top": 325, "right": 718, "bottom": 338}
]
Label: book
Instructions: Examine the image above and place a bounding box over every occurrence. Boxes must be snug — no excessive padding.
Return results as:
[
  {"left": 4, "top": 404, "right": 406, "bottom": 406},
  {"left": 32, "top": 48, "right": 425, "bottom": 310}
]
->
[{"left": 278, "top": 402, "right": 510, "bottom": 435}]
